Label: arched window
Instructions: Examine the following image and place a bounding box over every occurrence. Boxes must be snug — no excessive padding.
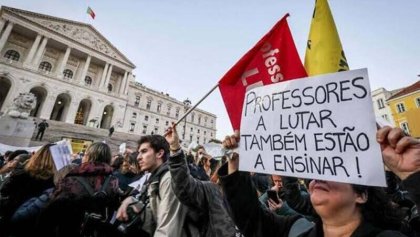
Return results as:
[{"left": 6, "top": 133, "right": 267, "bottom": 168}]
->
[
  {"left": 108, "top": 83, "right": 113, "bottom": 92},
  {"left": 4, "top": 50, "right": 20, "bottom": 61},
  {"left": 39, "top": 61, "right": 52, "bottom": 72},
  {"left": 63, "top": 69, "right": 73, "bottom": 79},
  {"left": 85, "top": 76, "right": 92, "bottom": 86}
]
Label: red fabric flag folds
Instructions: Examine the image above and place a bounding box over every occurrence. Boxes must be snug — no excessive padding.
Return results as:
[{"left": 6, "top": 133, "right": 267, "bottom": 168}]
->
[{"left": 218, "top": 14, "right": 307, "bottom": 130}]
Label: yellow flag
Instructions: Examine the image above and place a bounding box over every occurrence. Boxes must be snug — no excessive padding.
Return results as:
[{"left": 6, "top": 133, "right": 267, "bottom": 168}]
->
[{"left": 304, "top": 0, "right": 349, "bottom": 76}]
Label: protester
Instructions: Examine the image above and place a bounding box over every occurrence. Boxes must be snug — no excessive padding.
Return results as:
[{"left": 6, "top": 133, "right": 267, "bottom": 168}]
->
[
  {"left": 165, "top": 124, "right": 239, "bottom": 237},
  {"left": 218, "top": 127, "right": 420, "bottom": 236},
  {"left": 113, "top": 152, "right": 142, "bottom": 193},
  {"left": 0, "top": 144, "right": 56, "bottom": 236},
  {"left": 258, "top": 175, "right": 301, "bottom": 217},
  {"left": 0, "top": 153, "right": 5, "bottom": 169},
  {"left": 0, "top": 150, "right": 29, "bottom": 176},
  {"left": 10, "top": 163, "right": 78, "bottom": 237},
  {"left": 35, "top": 119, "right": 49, "bottom": 141},
  {"left": 116, "top": 134, "right": 196, "bottom": 237},
  {"left": 38, "top": 142, "right": 120, "bottom": 237}
]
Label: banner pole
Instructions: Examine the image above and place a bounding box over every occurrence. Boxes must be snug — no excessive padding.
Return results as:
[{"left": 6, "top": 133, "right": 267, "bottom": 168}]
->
[{"left": 175, "top": 83, "right": 219, "bottom": 126}]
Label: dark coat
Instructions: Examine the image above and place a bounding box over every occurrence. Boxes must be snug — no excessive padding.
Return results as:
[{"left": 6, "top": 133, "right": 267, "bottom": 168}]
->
[
  {"left": 112, "top": 170, "right": 141, "bottom": 192},
  {"left": 38, "top": 162, "right": 120, "bottom": 237},
  {"left": 168, "top": 151, "right": 237, "bottom": 237},
  {"left": 0, "top": 168, "right": 54, "bottom": 220},
  {"left": 218, "top": 164, "right": 411, "bottom": 237}
]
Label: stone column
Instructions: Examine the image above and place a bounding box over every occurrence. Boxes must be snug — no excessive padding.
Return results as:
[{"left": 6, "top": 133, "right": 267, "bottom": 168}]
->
[
  {"left": 87, "top": 101, "right": 103, "bottom": 128},
  {"left": 124, "top": 72, "right": 131, "bottom": 95},
  {"left": 119, "top": 71, "right": 128, "bottom": 94},
  {"left": 56, "top": 47, "right": 71, "bottom": 78},
  {"left": 0, "top": 19, "right": 6, "bottom": 33},
  {"left": 65, "top": 101, "right": 80, "bottom": 124},
  {"left": 32, "top": 36, "right": 48, "bottom": 68},
  {"left": 0, "top": 22, "right": 14, "bottom": 53},
  {"left": 23, "top": 34, "right": 42, "bottom": 68},
  {"left": 103, "top": 64, "right": 113, "bottom": 90},
  {"left": 79, "top": 55, "right": 91, "bottom": 84},
  {"left": 39, "top": 94, "right": 56, "bottom": 120},
  {"left": 99, "top": 63, "right": 109, "bottom": 88}
]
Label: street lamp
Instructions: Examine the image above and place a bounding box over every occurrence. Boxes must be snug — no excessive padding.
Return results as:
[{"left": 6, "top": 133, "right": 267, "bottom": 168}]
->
[{"left": 182, "top": 98, "right": 192, "bottom": 145}]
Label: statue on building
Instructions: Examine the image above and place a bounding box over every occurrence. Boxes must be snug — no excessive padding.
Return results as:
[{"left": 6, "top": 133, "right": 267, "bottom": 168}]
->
[{"left": 6, "top": 92, "right": 37, "bottom": 119}]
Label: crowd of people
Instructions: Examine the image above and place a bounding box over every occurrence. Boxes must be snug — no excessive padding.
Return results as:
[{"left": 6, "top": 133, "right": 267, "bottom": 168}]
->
[{"left": 0, "top": 124, "right": 419, "bottom": 237}]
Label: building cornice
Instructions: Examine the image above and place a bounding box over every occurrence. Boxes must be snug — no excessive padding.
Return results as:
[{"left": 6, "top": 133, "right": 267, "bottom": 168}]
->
[
  {"left": 1, "top": 6, "right": 135, "bottom": 70},
  {"left": 129, "top": 82, "right": 217, "bottom": 118},
  {"left": 387, "top": 91, "right": 420, "bottom": 103}
]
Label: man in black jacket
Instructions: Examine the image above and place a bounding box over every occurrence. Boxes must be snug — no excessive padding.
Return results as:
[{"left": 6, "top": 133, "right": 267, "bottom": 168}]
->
[
  {"left": 166, "top": 124, "right": 238, "bottom": 237},
  {"left": 35, "top": 119, "right": 49, "bottom": 141}
]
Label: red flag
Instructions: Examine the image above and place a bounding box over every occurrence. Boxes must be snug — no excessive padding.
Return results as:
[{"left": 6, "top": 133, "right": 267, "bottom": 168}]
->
[{"left": 219, "top": 14, "right": 307, "bottom": 130}]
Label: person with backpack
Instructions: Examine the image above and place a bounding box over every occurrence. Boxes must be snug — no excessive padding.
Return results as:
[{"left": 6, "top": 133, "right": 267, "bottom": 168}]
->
[
  {"left": 117, "top": 134, "right": 197, "bottom": 237},
  {"left": 38, "top": 142, "right": 120, "bottom": 237},
  {"left": 0, "top": 145, "right": 55, "bottom": 236}
]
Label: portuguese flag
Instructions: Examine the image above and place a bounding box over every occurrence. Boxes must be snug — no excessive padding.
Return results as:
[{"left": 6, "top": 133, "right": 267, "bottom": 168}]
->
[{"left": 87, "top": 6, "right": 96, "bottom": 19}]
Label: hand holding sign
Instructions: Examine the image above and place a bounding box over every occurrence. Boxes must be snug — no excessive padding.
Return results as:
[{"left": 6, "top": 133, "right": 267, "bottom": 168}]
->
[
  {"left": 222, "top": 130, "right": 240, "bottom": 175},
  {"left": 165, "top": 122, "right": 181, "bottom": 152},
  {"left": 377, "top": 126, "right": 420, "bottom": 180}
]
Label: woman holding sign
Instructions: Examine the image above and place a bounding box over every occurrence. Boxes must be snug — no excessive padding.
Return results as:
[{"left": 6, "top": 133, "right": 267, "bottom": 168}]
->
[{"left": 219, "top": 127, "right": 420, "bottom": 237}]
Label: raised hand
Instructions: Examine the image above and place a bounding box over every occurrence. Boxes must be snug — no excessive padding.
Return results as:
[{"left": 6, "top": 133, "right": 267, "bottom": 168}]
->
[
  {"left": 165, "top": 122, "right": 181, "bottom": 152},
  {"left": 377, "top": 126, "right": 420, "bottom": 180},
  {"left": 222, "top": 130, "right": 240, "bottom": 174}
]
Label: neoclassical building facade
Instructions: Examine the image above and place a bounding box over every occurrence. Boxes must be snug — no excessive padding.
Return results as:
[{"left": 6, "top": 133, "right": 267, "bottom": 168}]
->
[{"left": 0, "top": 6, "right": 217, "bottom": 145}]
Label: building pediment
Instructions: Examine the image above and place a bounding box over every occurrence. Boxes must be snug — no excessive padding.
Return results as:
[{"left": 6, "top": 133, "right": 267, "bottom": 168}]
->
[{"left": 3, "top": 6, "right": 135, "bottom": 68}]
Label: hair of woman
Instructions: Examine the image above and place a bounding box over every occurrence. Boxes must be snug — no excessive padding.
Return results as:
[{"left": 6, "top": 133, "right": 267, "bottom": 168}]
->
[
  {"left": 24, "top": 143, "right": 56, "bottom": 180},
  {"left": 85, "top": 142, "right": 112, "bottom": 164},
  {"left": 352, "top": 184, "right": 404, "bottom": 230}
]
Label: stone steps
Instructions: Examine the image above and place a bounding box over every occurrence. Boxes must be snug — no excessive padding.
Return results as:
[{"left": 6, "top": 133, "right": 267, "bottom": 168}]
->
[{"left": 29, "top": 119, "right": 139, "bottom": 153}]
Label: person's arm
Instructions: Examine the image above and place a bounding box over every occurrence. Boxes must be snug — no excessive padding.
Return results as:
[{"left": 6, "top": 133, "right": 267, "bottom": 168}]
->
[
  {"left": 165, "top": 122, "right": 208, "bottom": 210},
  {"left": 168, "top": 150, "right": 207, "bottom": 211},
  {"left": 219, "top": 163, "right": 299, "bottom": 237},
  {"left": 377, "top": 127, "right": 420, "bottom": 213},
  {"left": 154, "top": 173, "right": 187, "bottom": 237}
]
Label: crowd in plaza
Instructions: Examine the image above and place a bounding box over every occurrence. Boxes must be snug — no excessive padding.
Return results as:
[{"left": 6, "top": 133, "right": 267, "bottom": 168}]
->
[{"left": 0, "top": 124, "right": 419, "bottom": 237}]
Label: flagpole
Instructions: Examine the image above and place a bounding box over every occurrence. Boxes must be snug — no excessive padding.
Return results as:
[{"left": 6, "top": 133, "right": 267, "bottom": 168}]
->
[{"left": 174, "top": 83, "right": 219, "bottom": 126}]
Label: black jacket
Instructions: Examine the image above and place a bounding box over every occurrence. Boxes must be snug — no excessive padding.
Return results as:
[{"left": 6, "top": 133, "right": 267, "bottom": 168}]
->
[
  {"left": 218, "top": 164, "right": 418, "bottom": 237},
  {"left": 168, "top": 151, "right": 237, "bottom": 237}
]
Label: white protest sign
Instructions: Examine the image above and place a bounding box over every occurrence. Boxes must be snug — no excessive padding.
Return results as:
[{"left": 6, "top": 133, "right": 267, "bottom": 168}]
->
[
  {"left": 50, "top": 140, "right": 72, "bottom": 171},
  {"left": 239, "top": 68, "right": 386, "bottom": 187},
  {"left": 119, "top": 143, "right": 126, "bottom": 154}
]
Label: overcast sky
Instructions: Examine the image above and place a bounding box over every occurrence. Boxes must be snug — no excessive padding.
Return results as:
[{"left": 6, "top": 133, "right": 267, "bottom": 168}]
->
[{"left": 2, "top": 0, "right": 420, "bottom": 139}]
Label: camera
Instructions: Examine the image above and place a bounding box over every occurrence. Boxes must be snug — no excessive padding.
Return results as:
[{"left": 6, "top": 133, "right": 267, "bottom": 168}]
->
[
  {"left": 81, "top": 210, "right": 109, "bottom": 236},
  {"left": 117, "top": 201, "right": 146, "bottom": 234}
]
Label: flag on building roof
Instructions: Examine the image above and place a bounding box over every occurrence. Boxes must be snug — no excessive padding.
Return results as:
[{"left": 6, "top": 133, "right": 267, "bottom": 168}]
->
[
  {"left": 87, "top": 6, "right": 96, "bottom": 19},
  {"left": 218, "top": 14, "right": 307, "bottom": 130},
  {"left": 304, "top": 0, "right": 348, "bottom": 76}
]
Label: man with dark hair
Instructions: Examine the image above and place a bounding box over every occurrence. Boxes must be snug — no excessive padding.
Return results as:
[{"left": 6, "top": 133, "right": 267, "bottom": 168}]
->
[
  {"left": 117, "top": 134, "right": 195, "bottom": 236},
  {"left": 35, "top": 119, "right": 49, "bottom": 141}
]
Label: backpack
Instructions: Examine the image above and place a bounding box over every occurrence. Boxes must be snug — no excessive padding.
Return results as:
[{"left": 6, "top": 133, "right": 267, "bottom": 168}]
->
[
  {"left": 10, "top": 187, "right": 54, "bottom": 224},
  {"left": 72, "top": 175, "right": 114, "bottom": 237}
]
